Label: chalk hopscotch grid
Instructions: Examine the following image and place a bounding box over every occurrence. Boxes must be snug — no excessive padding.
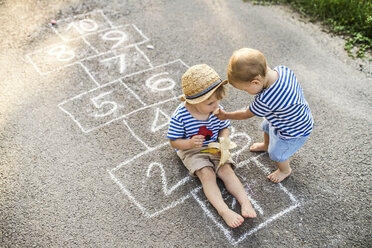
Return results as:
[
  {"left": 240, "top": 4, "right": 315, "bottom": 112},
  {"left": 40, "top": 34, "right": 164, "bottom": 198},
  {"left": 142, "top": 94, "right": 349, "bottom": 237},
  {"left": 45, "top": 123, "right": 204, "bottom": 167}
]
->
[
  {"left": 26, "top": 22, "right": 150, "bottom": 75},
  {"left": 30, "top": 9, "right": 301, "bottom": 245},
  {"left": 50, "top": 9, "right": 115, "bottom": 41},
  {"left": 107, "top": 142, "right": 196, "bottom": 218},
  {"left": 191, "top": 152, "right": 300, "bottom": 246},
  {"left": 58, "top": 59, "right": 185, "bottom": 133}
]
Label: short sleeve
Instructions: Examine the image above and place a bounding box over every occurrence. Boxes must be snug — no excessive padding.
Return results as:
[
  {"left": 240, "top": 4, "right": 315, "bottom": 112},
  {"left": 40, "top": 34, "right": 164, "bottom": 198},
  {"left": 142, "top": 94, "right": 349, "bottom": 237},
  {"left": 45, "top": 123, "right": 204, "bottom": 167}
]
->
[
  {"left": 220, "top": 119, "right": 231, "bottom": 129},
  {"left": 167, "top": 115, "right": 185, "bottom": 140},
  {"left": 249, "top": 98, "right": 271, "bottom": 117}
]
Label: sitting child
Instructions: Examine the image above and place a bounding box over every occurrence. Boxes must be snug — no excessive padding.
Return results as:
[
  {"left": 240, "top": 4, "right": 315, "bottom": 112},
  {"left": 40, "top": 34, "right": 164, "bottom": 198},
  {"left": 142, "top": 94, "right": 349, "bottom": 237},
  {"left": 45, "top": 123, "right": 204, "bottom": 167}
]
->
[{"left": 167, "top": 64, "right": 256, "bottom": 228}]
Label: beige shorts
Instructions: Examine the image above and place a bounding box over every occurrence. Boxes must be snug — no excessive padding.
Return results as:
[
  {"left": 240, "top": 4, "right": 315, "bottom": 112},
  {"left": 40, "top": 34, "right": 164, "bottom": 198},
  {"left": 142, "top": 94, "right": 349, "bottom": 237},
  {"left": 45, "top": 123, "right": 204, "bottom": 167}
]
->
[{"left": 177, "top": 147, "right": 236, "bottom": 177}]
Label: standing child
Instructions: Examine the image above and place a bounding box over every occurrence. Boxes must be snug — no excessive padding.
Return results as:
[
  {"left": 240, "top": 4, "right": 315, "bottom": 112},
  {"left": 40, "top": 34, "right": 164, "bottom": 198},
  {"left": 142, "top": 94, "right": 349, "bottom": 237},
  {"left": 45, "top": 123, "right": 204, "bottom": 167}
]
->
[
  {"left": 215, "top": 48, "right": 314, "bottom": 183},
  {"left": 167, "top": 64, "right": 256, "bottom": 228}
]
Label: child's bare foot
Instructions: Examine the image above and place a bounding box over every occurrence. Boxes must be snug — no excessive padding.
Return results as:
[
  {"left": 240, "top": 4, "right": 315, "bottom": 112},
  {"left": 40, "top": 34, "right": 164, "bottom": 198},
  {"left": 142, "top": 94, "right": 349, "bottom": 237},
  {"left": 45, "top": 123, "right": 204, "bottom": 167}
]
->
[
  {"left": 267, "top": 168, "right": 292, "bottom": 183},
  {"left": 250, "top": 142, "right": 268, "bottom": 152},
  {"left": 241, "top": 201, "right": 257, "bottom": 218},
  {"left": 219, "top": 209, "right": 244, "bottom": 228}
]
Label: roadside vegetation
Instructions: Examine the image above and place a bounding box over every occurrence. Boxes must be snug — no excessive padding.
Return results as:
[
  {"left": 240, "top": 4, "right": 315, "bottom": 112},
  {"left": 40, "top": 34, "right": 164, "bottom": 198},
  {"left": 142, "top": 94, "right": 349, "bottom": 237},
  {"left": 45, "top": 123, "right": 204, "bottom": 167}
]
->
[{"left": 244, "top": 0, "right": 372, "bottom": 59}]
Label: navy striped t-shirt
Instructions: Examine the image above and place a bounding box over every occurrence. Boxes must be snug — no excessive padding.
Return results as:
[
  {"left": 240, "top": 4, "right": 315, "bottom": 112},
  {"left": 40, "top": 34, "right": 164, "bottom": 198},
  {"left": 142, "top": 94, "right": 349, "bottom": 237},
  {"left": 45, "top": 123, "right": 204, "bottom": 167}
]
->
[
  {"left": 167, "top": 104, "right": 231, "bottom": 146},
  {"left": 249, "top": 66, "right": 314, "bottom": 139}
]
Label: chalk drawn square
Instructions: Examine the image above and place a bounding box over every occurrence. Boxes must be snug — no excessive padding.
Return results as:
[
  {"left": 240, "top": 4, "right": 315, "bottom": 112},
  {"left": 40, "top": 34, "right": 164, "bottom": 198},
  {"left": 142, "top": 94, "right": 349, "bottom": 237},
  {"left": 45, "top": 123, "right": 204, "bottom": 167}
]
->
[
  {"left": 122, "top": 60, "right": 186, "bottom": 105},
  {"left": 58, "top": 80, "right": 144, "bottom": 133},
  {"left": 122, "top": 98, "right": 180, "bottom": 149},
  {"left": 84, "top": 24, "right": 149, "bottom": 53},
  {"left": 26, "top": 38, "right": 98, "bottom": 75},
  {"left": 43, "top": 63, "right": 98, "bottom": 102},
  {"left": 50, "top": 10, "right": 113, "bottom": 41},
  {"left": 191, "top": 154, "right": 299, "bottom": 245},
  {"left": 108, "top": 144, "right": 198, "bottom": 218},
  {"left": 81, "top": 46, "right": 152, "bottom": 85}
]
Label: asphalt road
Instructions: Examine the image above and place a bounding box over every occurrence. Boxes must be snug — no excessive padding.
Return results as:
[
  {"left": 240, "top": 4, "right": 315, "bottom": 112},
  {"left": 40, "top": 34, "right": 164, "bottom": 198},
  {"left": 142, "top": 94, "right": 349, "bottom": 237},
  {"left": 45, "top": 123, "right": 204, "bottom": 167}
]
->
[{"left": 1, "top": 0, "right": 371, "bottom": 247}]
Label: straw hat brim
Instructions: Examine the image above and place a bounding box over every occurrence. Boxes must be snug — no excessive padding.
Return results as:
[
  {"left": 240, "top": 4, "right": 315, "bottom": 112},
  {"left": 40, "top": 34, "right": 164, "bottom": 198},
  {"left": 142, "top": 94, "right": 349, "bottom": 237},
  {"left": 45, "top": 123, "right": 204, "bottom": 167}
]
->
[{"left": 180, "top": 80, "right": 228, "bottom": 104}]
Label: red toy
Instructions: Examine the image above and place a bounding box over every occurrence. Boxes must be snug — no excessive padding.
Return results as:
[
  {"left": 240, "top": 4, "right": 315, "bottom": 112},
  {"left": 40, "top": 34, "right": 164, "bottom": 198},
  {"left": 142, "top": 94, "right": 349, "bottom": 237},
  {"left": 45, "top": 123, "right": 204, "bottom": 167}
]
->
[{"left": 191, "top": 126, "right": 213, "bottom": 141}]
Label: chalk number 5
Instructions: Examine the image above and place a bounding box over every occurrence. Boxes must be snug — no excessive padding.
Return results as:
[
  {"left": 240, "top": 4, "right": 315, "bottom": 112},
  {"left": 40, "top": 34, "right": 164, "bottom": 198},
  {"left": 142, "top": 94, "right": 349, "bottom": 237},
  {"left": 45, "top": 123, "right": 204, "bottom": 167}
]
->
[{"left": 91, "top": 91, "right": 117, "bottom": 118}]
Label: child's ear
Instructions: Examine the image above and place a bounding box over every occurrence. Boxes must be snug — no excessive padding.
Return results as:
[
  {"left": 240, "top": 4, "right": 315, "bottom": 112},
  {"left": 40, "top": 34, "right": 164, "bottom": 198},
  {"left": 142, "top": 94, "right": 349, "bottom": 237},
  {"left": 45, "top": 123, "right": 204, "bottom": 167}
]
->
[{"left": 251, "top": 75, "right": 263, "bottom": 85}]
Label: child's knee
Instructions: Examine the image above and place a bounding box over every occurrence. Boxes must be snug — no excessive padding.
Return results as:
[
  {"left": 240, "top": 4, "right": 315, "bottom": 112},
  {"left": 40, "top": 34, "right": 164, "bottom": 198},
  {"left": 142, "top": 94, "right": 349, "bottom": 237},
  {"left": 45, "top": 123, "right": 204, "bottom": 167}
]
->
[
  {"left": 195, "top": 167, "right": 215, "bottom": 181},
  {"left": 217, "top": 164, "right": 234, "bottom": 178}
]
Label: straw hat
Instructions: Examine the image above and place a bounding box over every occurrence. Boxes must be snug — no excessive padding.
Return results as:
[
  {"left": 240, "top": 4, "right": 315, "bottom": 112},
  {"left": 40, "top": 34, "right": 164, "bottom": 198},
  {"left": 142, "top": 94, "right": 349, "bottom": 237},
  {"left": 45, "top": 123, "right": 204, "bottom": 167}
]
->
[{"left": 180, "top": 64, "right": 227, "bottom": 104}]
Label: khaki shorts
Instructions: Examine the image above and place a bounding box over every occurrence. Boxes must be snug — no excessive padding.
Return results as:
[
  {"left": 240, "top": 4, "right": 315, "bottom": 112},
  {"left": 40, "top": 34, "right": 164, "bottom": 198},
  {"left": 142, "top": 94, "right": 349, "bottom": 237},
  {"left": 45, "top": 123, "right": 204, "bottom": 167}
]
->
[{"left": 177, "top": 147, "right": 236, "bottom": 177}]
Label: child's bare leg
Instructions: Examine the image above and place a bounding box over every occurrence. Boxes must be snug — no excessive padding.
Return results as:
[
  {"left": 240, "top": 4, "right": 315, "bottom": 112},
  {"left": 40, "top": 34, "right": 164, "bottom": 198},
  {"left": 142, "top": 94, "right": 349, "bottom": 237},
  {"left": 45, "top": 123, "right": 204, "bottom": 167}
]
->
[
  {"left": 217, "top": 165, "right": 256, "bottom": 218},
  {"left": 196, "top": 167, "right": 244, "bottom": 228},
  {"left": 250, "top": 132, "right": 269, "bottom": 152},
  {"left": 267, "top": 159, "right": 292, "bottom": 183}
]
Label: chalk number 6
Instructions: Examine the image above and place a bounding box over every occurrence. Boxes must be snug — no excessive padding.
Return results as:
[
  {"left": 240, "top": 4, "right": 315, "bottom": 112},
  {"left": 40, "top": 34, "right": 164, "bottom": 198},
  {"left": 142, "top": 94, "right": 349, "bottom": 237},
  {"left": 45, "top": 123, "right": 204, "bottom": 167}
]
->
[{"left": 145, "top": 72, "right": 176, "bottom": 92}]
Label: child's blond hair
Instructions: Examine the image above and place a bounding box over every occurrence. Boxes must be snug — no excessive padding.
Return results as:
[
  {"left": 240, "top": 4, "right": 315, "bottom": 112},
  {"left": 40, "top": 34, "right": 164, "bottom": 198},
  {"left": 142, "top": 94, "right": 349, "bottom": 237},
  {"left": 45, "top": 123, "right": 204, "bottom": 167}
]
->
[
  {"left": 213, "top": 84, "right": 228, "bottom": 101},
  {"left": 227, "top": 48, "right": 268, "bottom": 85}
]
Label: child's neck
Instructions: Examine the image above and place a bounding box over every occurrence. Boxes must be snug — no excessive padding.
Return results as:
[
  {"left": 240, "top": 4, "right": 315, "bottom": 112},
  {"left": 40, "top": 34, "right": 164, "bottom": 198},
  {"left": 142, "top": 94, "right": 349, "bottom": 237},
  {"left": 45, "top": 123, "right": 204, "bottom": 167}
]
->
[
  {"left": 264, "top": 67, "right": 279, "bottom": 88},
  {"left": 184, "top": 102, "right": 209, "bottom": 121}
]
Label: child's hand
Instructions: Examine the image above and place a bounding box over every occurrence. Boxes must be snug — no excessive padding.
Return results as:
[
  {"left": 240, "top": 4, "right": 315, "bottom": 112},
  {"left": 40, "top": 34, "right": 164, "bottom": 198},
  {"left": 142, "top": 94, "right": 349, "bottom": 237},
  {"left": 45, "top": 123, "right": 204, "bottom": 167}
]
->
[
  {"left": 190, "top": 135, "right": 205, "bottom": 148},
  {"left": 214, "top": 108, "right": 228, "bottom": 120}
]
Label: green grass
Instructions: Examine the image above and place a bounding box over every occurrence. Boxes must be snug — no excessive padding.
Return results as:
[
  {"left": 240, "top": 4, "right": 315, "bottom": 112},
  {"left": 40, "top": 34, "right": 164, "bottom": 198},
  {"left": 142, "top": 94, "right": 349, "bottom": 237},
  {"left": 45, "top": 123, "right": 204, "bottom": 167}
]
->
[{"left": 244, "top": 0, "right": 372, "bottom": 58}]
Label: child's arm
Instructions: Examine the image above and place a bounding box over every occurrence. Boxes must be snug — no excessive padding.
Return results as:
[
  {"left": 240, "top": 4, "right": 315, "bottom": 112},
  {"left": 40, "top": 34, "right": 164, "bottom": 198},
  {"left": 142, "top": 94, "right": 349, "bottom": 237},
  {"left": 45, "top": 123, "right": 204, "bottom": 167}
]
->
[
  {"left": 218, "top": 128, "right": 230, "bottom": 138},
  {"left": 215, "top": 107, "right": 255, "bottom": 120},
  {"left": 169, "top": 135, "right": 205, "bottom": 150}
]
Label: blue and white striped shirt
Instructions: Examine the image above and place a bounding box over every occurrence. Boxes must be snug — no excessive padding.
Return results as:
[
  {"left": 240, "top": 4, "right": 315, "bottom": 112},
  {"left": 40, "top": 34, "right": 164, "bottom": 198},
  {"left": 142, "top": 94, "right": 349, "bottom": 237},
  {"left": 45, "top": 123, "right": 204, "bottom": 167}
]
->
[
  {"left": 167, "top": 104, "right": 231, "bottom": 146},
  {"left": 249, "top": 66, "right": 314, "bottom": 139}
]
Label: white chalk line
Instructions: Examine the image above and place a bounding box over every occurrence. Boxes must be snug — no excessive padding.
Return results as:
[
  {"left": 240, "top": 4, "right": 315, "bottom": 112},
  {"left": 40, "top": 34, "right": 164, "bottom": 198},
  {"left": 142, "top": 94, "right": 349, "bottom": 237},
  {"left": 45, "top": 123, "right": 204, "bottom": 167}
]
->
[
  {"left": 119, "top": 79, "right": 147, "bottom": 106},
  {"left": 27, "top": 40, "right": 151, "bottom": 76},
  {"left": 50, "top": 9, "right": 110, "bottom": 41},
  {"left": 77, "top": 95, "right": 178, "bottom": 134},
  {"left": 230, "top": 127, "right": 252, "bottom": 163},
  {"left": 191, "top": 153, "right": 299, "bottom": 245},
  {"left": 191, "top": 187, "right": 233, "bottom": 242},
  {"left": 58, "top": 103, "right": 89, "bottom": 133},
  {"left": 99, "top": 9, "right": 115, "bottom": 29},
  {"left": 110, "top": 168, "right": 192, "bottom": 218},
  {"left": 151, "top": 108, "right": 171, "bottom": 132},
  {"left": 135, "top": 45, "right": 153, "bottom": 68},
  {"left": 78, "top": 62, "right": 100, "bottom": 87},
  {"left": 57, "top": 59, "right": 184, "bottom": 104},
  {"left": 82, "top": 36, "right": 100, "bottom": 54},
  {"left": 50, "top": 24, "right": 67, "bottom": 42},
  {"left": 57, "top": 60, "right": 186, "bottom": 133},
  {"left": 231, "top": 203, "right": 299, "bottom": 246},
  {"left": 251, "top": 154, "right": 271, "bottom": 175},
  {"left": 25, "top": 54, "right": 43, "bottom": 75},
  {"left": 122, "top": 119, "right": 151, "bottom": 150},
  {"left": 132, "top": 23, "right": 150, "bottom": 42},
  {"left": 108, "top": 144, "right": 196, "bottom": 218},
  {"left": 27, "top": 25, "right": 150, "bottom": 75},
  {"left": 122, "top": 106, "right": 170, "bottom": 151},
  {"left": 110, "top": 142, "right": 168, "bottom": 172},
  {"left": 145, "top": 162, "right": 191, "bottom": 196},
  {"left": 178, "top": 60, "right": 190, "bottom": 69}
]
